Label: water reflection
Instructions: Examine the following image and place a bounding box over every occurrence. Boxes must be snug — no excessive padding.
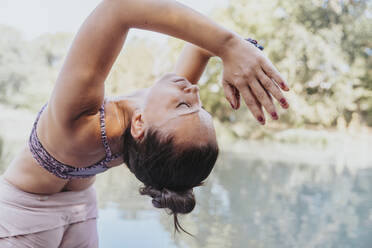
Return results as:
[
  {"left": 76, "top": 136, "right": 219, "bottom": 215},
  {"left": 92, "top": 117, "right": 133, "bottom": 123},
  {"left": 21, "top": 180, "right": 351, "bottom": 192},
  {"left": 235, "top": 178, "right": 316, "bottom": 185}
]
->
[
  {"left": 0, "top": 138, "right": 370, "bottom": 247},
  {"left": 95, "top": 151, "right": 372, "bottom": 248},
  {"left": 98, "top": 207, "right": 179, "bottom": 248}
]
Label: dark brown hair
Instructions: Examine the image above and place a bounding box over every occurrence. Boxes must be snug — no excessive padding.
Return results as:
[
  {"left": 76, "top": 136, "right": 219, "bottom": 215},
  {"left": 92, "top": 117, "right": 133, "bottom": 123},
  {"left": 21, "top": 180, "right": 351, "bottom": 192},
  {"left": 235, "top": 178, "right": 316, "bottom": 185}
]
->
[{"left": 122, "top": 124, "right": 219, "bottom": 234}]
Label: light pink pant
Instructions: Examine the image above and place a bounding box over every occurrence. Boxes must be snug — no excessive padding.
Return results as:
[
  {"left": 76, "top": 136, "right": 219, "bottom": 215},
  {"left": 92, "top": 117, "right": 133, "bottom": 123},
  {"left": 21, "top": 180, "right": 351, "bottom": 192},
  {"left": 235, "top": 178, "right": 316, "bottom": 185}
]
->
[
  {"left": 0, "top": 219, "right": 98, "bottom": 248},
  {"left": 0, "top": 177, "right": 99, "bottom": 248}
]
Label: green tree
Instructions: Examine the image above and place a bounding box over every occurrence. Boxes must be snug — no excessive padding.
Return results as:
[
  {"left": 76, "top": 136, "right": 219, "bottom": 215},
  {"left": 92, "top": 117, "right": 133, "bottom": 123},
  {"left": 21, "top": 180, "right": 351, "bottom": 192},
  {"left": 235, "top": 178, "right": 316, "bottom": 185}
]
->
[
  {"left": 162, "top": 0, "right": 372, "bottom": 138},
  {"left": 0, "top": 25, "right": 72, "bottom": 110}
]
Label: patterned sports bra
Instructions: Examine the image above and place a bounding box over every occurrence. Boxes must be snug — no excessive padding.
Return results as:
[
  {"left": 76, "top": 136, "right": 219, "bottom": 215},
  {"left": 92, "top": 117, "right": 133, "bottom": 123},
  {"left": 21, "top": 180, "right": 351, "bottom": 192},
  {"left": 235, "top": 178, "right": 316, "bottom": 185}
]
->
[{"left": 28, "top": 101, "right": 122, "bottom": 180}]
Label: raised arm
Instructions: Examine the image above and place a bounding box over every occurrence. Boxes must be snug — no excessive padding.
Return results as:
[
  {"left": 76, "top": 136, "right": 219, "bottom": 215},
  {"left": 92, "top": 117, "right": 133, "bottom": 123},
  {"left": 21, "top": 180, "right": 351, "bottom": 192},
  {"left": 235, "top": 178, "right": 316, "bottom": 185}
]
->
[{"left": 173, "top": 43, "right": 214, "bottom": 84}]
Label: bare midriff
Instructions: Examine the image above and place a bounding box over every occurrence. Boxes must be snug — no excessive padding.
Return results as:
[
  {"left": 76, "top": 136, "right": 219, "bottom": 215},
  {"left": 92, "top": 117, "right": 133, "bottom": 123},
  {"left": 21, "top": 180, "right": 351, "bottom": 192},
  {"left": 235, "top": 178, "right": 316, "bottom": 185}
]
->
[{"left": 3, "top": 145, "right": 123, "bottom": 195}]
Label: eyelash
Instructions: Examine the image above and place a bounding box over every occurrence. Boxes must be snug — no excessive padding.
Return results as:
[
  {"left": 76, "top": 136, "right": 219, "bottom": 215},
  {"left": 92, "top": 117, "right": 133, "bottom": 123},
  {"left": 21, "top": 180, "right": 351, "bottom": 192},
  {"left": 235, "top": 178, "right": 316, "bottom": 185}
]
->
[
  {"left": 177, "top": 102, "right": 190, "bottom": 108},
  {"left": 176, "top": 103, "right": 211, "bottom": 115}
]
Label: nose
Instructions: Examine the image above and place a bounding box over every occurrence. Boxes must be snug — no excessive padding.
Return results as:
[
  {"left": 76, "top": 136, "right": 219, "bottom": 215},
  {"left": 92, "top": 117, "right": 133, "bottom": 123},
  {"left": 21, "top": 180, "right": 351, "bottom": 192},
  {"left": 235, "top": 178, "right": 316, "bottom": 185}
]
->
[{"left": 184, "top": 84, "right": 199, "bottom": 94}]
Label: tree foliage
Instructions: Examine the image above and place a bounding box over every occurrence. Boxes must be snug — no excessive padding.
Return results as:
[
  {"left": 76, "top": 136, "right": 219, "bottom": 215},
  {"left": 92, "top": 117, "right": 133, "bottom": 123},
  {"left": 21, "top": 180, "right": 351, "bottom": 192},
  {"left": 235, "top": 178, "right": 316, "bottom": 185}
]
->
[
  {"left": 199, "top": 0, "right": 372, "bottom": 135},
  {"left": 0, "top": 25, "right": 72, "bottom": 110}
]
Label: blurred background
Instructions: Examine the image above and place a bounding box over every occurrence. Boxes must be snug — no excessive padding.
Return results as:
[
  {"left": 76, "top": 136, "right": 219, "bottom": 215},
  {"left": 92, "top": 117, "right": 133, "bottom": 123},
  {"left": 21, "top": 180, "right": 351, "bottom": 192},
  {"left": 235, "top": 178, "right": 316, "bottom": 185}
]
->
[{"left": 0, "top": 0, "right": 371, "bottom": 247}]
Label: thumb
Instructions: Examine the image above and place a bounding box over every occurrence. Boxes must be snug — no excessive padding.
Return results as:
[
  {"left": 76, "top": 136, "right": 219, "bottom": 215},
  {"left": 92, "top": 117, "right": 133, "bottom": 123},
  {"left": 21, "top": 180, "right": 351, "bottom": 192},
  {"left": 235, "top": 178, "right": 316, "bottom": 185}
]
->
[{"left": 222, "top": 80, "right": 240, "bottom": 109}]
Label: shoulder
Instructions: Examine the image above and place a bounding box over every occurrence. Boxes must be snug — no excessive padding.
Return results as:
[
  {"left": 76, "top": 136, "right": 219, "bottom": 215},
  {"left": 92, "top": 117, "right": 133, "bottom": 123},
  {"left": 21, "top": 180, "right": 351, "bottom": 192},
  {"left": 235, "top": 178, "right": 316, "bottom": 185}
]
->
[
  {"left": 36, "top": 103, "right": 103, "bottom": 157},
  {"left": 35, "top": 100, "right": 126, "bottom": 159}
]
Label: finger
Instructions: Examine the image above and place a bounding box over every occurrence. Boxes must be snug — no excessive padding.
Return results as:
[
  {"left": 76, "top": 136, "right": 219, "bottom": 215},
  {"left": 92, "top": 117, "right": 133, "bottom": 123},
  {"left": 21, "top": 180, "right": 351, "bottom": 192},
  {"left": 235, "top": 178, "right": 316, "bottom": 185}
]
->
[
  {"left": 222, "top": 80, "right": 239, "bottom": 109},
  {"left": 264, "top": 87, "right": 273, "bottom": 101},
  {"left": 262, "top": 88, "right": 279, "bottom": 119},
  {"left": 250, "top": 79, "right": 278, "bottom": 120},
  {"left": 261, "top": 59, "right": 289, "bottom": 91},
  {"left": 257, "top": 70, "right": 289, "bottom": 109},
  {"left": 231, "top": 84, "right": 241, "bottom": 109},
  {"left": 237, "top": 83, "right": 265, "bottom": 124},
  {"left": 252, "top": 89, "right": 263, "bottom": 112}
]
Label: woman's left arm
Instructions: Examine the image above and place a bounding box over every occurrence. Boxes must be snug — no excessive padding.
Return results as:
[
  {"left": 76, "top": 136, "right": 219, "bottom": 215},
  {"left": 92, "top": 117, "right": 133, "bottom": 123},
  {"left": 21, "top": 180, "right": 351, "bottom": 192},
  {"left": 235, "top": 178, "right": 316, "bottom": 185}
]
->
[{"left": 173, "top": 43, "right": 214, "bottom": 84}]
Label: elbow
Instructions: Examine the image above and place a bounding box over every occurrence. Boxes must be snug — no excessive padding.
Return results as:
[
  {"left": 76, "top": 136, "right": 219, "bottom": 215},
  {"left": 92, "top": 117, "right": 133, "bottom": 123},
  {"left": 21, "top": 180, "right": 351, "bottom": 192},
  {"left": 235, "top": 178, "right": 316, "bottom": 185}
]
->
[{"left": 101, "top": 0, "right": 135, "bottom": 30}]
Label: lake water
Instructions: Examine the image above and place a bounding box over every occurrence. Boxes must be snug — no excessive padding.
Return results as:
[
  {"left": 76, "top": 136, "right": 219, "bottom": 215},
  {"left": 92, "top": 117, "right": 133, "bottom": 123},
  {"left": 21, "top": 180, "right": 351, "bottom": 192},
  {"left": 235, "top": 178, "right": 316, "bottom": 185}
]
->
[{"left": 93, "top": 143, "right": 372, "bottom": 248}]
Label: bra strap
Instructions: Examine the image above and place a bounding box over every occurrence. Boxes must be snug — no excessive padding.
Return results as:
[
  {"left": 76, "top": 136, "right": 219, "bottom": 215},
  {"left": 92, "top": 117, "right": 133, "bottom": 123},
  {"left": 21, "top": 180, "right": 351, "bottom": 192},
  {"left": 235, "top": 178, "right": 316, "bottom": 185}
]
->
[
  {"left": 99, "top": 101, "right": 114, "bottom": 158},
  {"left": 33, "top": 103, "right": 48, "bottom": 129}
]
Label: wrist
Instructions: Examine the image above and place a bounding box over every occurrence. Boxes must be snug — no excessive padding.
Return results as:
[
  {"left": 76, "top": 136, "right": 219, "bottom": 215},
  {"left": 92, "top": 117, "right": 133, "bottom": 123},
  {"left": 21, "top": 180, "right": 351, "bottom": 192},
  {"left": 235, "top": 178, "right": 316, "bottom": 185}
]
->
[{"left": 216, "top": 32, "right": 243, "bottom": 60}]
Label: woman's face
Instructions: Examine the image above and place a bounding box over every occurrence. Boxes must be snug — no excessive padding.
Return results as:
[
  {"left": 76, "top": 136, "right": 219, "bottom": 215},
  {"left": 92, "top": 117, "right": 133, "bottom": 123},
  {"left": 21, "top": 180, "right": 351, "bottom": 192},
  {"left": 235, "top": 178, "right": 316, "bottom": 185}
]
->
[{"left": 142, "top": 72, "right": 216, "bottom": 146}]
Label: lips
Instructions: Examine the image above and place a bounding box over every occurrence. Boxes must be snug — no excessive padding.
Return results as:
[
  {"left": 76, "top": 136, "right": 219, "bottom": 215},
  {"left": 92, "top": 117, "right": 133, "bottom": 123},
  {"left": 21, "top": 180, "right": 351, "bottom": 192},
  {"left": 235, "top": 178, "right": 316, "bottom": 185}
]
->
[{"left": 173, "top": 77, "right": 187, "bottom": 83}]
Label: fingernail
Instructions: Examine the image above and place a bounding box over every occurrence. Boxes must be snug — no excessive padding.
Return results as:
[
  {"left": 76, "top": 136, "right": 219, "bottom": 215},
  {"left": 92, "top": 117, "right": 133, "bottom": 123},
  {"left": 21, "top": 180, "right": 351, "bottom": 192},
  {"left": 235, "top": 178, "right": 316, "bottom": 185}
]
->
[
  {"left": 230, "top": 102, "right": 235, "bottom": 109},
  {"left": 234, "top": 100, "right": 238, "bottom": 109},
  {"left": 280, "top": 82, "right": 287, "bottom": 89},
  {"left": 258, "top": 116, "right": 265, "bottom": 124},
  {"left": 271, "top": 112, "right": 278, "bottom": 120},
  {"left": 280, "top": 98, "right": 290, "bottom": 108}
]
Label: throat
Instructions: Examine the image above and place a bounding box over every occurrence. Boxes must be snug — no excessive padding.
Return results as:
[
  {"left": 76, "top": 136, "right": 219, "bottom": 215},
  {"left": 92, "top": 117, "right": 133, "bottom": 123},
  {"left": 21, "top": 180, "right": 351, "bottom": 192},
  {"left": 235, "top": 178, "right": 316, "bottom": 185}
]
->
[{"left": 106, "top": 89, "right": 148, "bottom": 153}]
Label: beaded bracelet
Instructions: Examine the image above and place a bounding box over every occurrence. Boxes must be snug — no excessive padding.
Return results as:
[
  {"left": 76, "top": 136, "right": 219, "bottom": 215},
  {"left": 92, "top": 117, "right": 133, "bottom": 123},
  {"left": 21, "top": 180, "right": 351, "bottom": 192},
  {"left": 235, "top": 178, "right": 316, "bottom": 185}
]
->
[{"left": 245, "top": 38, "right": 264, "bottom": 51}]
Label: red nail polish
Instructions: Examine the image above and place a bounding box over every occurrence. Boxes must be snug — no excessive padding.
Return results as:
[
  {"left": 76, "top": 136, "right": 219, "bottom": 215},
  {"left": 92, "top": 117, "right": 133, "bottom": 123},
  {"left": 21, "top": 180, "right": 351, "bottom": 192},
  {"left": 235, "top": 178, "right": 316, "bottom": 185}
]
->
[
  {"left": 271, "top": 112, "right": 278, "bottom": 120},
  {"left": 280, "top": 82, "right": 286, "bottom": 88},
  {"left": 258, "top": 116, "right": 264, "bottom": 123},
  {"left": 280, "top": 98, "right": 287, "bottom": 105}
]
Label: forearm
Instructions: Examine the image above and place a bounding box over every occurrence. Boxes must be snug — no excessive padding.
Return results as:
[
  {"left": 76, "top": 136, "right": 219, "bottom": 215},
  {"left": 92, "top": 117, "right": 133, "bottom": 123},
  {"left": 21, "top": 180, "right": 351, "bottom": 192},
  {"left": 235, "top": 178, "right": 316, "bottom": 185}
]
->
[
  {"left": 173, "top": 43, "right": 214, "bottom": 84},
  {"left": 110, "top": 0, "right": 237, "bottom": 57}
]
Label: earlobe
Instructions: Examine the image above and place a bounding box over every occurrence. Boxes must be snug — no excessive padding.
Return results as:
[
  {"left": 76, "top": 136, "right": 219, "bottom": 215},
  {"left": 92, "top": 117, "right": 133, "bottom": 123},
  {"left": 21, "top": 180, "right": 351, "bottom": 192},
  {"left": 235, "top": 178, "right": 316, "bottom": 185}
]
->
[{"left": 131, "top": 111, "right": 145, "bottom": 140}]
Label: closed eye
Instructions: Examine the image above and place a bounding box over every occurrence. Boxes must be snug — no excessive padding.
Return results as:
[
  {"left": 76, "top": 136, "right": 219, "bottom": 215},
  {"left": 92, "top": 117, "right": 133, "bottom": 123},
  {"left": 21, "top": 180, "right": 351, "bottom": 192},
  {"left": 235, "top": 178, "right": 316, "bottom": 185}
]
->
[{"left": 177, "top": 102, "right": 190, "bottom": 108}]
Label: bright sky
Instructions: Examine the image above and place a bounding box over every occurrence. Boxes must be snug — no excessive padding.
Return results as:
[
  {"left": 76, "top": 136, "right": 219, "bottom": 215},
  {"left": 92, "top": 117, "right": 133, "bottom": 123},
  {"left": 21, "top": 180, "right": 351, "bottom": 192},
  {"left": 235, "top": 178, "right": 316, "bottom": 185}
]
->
[{"left": 0, "top": 0, "right": 227, "bottom": 41}]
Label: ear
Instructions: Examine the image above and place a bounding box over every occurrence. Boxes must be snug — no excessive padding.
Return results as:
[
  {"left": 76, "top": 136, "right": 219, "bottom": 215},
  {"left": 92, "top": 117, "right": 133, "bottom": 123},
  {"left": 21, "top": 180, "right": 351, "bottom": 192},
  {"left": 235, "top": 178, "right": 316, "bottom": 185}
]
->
[{"left": 131, "top": 111, "right": 145, "bottom": 141}]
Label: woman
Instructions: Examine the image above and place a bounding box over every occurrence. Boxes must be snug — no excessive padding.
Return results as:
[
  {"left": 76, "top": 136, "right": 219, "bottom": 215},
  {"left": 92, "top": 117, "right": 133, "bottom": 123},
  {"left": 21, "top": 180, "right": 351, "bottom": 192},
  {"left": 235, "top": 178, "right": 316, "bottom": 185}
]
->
[{"left": 0, "top": 0, "right": 289, "bottom": 247}]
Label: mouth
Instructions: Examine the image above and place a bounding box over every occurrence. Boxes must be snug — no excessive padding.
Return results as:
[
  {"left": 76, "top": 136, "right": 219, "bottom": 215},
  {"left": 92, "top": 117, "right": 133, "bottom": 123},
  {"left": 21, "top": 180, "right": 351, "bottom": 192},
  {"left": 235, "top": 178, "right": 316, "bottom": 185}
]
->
[{"left": 173, "top": 77, "right": 187, "bottom": 83}]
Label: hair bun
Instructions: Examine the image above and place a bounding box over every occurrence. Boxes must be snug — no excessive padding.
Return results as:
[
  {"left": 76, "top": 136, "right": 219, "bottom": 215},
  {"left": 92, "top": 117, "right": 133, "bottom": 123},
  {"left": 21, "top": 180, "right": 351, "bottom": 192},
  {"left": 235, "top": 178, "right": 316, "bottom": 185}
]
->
[{"left": 140, "top": 186, "right": 195, "bottom": 214}]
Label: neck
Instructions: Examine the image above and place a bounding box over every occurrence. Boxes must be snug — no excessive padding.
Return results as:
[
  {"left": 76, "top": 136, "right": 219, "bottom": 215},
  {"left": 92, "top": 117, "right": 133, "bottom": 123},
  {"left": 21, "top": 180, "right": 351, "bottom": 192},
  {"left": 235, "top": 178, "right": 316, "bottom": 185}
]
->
[
  {"left": 105, "top": 89, "right": 148, "bottom": 151},
  {"left": 112, "top": 88, "right": 149, "bottom": 122}
]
